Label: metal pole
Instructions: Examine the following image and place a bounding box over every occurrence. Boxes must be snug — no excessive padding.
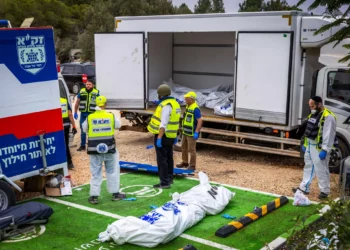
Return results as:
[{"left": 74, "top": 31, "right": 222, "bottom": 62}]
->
[{"left": 37, "top": 130, "right": 48, "bottom": 174}]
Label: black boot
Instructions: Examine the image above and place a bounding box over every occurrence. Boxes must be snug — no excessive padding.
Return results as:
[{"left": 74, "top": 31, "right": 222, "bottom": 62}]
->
[{"left": 77, "top": 146, "right": 86, "bottom": 151}]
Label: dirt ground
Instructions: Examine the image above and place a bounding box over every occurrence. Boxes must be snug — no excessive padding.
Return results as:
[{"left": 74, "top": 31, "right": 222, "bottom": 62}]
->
[{"left": 66, "top": 110, "right": 340, "bottom": 202}]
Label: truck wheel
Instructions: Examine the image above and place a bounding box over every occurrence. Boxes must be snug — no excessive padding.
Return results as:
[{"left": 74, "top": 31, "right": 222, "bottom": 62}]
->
[
  {"left": 72, "top": 83, "right": 81, "bottom": 95},
  {"left": 329, "top": 139, "right": 349, "bottom": 174},
  {"left": 0, "top": 181, "right": 16, "bottom": 210}
]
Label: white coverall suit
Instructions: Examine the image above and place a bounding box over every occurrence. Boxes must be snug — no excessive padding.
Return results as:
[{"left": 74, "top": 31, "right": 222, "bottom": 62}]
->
[
  {"left": 299, "top": 113, "right": 337, "bottom": 194},
  {"left": 82, "top": 109, "right": 122, "bottom": 197}
]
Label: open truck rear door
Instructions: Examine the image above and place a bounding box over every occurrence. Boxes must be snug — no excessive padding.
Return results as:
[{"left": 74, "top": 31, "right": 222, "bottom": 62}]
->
[
  {"left": 234, "top": 32, "right": 293, "bottom": 125},
  {"left": 94, "top": 33, "right": 146, "bottom": 109}
]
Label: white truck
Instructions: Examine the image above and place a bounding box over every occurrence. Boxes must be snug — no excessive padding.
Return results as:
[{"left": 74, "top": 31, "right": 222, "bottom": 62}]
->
[{"left": 94, "top": 11, "right": 350, "bottom": 173}]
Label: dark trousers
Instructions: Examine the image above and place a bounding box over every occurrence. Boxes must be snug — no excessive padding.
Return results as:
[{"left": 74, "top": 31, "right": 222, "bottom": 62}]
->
[
  {"left": 79, "top": 115, "right": 88, "bottom": 147},
  {"left": 154, "top": 135, "right": 174, "bottom": 185},
  {"left": 64, "top": 126, "right": 72, "bottom": 164}
]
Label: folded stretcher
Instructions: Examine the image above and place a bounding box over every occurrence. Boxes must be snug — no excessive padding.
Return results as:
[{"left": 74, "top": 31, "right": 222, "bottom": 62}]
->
[{"left": 0, "top": 202, "right": 53, "bottom": 241}]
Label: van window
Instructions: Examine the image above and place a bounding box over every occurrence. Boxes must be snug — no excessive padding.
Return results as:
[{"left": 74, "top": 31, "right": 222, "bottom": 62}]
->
[
  {"left": 85, "top": 65, "right": 95, "bottom": 76},
  {"left": 62, "top": 65, "right": 74, "bottom": 74},
  {"left": 327, "top": 71, "right": 350, "bottom": 104},
  {"left": 59, "top": 80, "right": 68, "bottom": 100},
  {"left": 75, "top": 65, "right": 84, "bottom": 74}
]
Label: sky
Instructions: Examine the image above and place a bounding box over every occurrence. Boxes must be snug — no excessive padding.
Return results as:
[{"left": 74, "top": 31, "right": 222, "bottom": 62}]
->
[{"left": 171, "top": 0, "right": 331, "bottom": 15}]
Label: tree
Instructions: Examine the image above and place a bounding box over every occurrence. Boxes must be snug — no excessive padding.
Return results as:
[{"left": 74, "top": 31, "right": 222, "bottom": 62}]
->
[
  {"left": 175, "top": 3, "right": 193, "bottom": 14},
  {"left": 77, "top": 0, "right": 177, "bottom": 61},
  {"left": 194, "top": 0, "right": 213, "bottom": 14},
  {"left": 297, "top": 0, "right": 350, "bottom": 65},
  {"left": 0, "top": 0, "right": 85, "bottom": 62},
  {"left": 238, "top": 0, "right": 264, "bottom": 12},
  {"left": 212, "top": 0, "right": 225, "bottom": 13},
  {"left": 77, "top": 0, "right": 114, "bottom": 61}
]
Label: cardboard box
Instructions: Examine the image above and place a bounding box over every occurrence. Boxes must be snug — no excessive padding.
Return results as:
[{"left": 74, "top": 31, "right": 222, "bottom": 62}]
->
[
  {"left": 45, "top": 186, "right": 62, "bottom": 197},
  {"left": 45, "top": 176, "right": 73, "bottom": 197},
  {"left": 24, "top": 176, "right": 46, "bottom": 192}
]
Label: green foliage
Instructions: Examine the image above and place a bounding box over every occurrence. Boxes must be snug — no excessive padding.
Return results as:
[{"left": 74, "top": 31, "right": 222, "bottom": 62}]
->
[
  {"left": 239, "top": 0, "right": 301, "bottom": 12},
  {"left": 194, "top": 0, "right": 213, "bottom": 13},
  {"left": 286, "top": 199, "right": 350, "bottom": 249},
  {"left": 0, "top": 0, "right": 226, "bottom": 62},
  {"left": 0, "top": 0, "right": 86, "bottom": 62},
  {"left": 297, "top": 0, "right": 350, "bottom": 65},
  {"left": 175, "top": 3, "right": 193, "bottom": 14},
  {"left": 194, "top": 0, "right": 225, "bottom": 14},
  {"left": 238, "top": 0, "right": 264, "bottom": 12},
  {"left": 77, "top": 0, "right": 114, "bottom": 61},
  {"left": 212, "top": 0, "right": 225, "bottom": 13}
]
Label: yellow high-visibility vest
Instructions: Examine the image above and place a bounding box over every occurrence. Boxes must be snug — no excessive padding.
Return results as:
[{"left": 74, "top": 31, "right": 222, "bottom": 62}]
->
[
  {"left": 182, "top": 102, "right": 200, "bottom": 136},
  {"left": 60, "top": 97, "right": 70, "bottom": 128},
  {"left": 147, "top": 98, "right": 180, "bottom": 138},
  {"left": 79, "top": 88, "right": 99, "bottom": 113},
  {"left": 303, "top": 108, "right": 338, "bottom": 150},
  {"left": 87, "top": 110, "right": 116, "bottom": 154}
]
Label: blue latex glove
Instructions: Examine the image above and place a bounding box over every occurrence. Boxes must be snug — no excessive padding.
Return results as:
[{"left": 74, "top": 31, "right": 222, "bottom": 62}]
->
[
  {"left": 123, "top": 198, "right": 136, "bottom": 201},
  {"left": 74, "top": 113, "right": 78, "bottom": 120},
  {"left": 174, "top": 137, "right": 178, "bottom": 145},
  {"left": 149, "top": 205, "right": 158, "bottom": 209},
  {"left": 146, "top": 145, "right": 154, "bottom": 149},
  {"left": 319, "top": 150, "right": 327, "bottom": 160},
  {"left": 156, "top": 138, "right": 162, "bottom": 148},
  {"left": 222, "top": 214, "right": 236, "bottom": 220},
  {"left": 193, "top": 132, "right": 199, "bottom": 140},
  {"left": 302, "top": 145, "right": 306, "bottom": 153}
]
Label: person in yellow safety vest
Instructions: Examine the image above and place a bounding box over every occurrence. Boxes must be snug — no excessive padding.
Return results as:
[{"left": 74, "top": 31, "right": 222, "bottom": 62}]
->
[
  {"left": 176, "top": 91, "right": 203, "bottom": 171},
  {"left": 292, "top": 96, "right": 338, "bottom": 200},
  {"left": 82, "top": 96, "right": 126, "bottom": 205},
  {"left": 74, "top": 80, "right": 100, "bottom": 152},
  {"left": 60, "top": 97, "right": 77, "bottom": 170},
  {"left": 147, "top": 84, "right": 181, "bottom": 189}
]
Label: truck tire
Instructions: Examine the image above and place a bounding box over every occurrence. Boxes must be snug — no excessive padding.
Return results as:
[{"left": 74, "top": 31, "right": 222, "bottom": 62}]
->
[
  {"left": 0, "top": 180, "right": 16, "bottom": 210},
  {"left": 72, "top": 82, "right": 81, "bottom": 95},
  {"left": 329, "top": 139, "right": 349, "bottom": 174}
]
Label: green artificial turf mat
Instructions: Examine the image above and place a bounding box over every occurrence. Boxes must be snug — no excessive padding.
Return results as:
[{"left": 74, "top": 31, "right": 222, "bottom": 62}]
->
[
  {"left": 54, "top": 172, "right": 318, "bottom": 249},
  {"left": 0, "top": 198, "right": 216, "bottom": 250}
]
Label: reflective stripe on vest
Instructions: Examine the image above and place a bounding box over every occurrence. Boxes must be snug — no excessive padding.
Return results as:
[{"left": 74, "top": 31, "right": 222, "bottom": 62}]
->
[
  {"left": 60, "top": 98, "right": 70, "bottom": 128},
  {"left": 303, "top": 108, "right": 338, "bottom": 150},
  {"left": 79, "top": 88, "right": 99, "bottom": 113},
  {"left": 147, "top": 98, "right": 181, "bottom": 138},
  {"left": 87, "top": 110, "right": 115, "bottom": 154},
  {"left": 182, "top": 102, "right": 199, "bottom": 136}
]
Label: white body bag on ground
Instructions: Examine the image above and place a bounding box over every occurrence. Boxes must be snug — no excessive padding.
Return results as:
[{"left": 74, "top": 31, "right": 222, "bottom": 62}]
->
[{"left": 98, "top": 172, "right": 234, "bottom": 247}]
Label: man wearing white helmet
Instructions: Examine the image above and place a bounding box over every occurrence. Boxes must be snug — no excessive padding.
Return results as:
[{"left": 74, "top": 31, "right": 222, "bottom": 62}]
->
[
  {"left": 176, "top": 91, "right": 202, "bottom": 171},
  {"left": 82, "top": 95, "right": 126, "bottom": 204}
]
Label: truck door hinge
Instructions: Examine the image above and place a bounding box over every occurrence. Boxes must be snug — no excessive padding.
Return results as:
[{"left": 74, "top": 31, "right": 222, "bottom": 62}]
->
[
  {"left": 144, "top": 54, "right": 148, "bottom": 59},
  {"left": 144, "top": 38, "right": 148, "bottom": 43}
]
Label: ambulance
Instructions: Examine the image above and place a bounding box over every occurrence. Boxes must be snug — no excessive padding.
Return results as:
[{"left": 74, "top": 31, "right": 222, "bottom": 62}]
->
[{"left": 0, "top": 25, "right": 69, "bottom": 210}]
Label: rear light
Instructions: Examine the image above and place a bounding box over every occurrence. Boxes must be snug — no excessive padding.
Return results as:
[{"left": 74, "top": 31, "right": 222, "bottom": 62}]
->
[
  {"left": 82, "top": 74, "right": 87, "bottom": 83},
  {"left": 56, "top": 64, "right": 60, "bottom": 72}
]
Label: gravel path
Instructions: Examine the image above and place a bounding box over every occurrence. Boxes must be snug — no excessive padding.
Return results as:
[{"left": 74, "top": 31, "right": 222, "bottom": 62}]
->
[{"left": 67, "top": 110, "right": 340, "bottom": 202}]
